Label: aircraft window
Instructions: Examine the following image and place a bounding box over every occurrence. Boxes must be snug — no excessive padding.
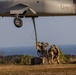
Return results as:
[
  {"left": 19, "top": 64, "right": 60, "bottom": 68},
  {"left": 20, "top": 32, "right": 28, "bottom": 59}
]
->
[{"left": 37, "top": 1, "right": 39, "bottom": 3}]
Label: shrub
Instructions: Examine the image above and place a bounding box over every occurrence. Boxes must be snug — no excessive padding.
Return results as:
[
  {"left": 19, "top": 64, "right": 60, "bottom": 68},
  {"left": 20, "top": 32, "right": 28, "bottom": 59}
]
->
[
  {"left": 21, "top": 55, "right": 32, "bottom": 65},
  {"left": 59, "top": 50, "right": 67, "bottom": 63}
]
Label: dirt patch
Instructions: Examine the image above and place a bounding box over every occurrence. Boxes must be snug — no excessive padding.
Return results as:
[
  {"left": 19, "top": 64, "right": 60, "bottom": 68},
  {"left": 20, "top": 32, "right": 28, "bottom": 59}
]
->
[{"left": 0, "top": 64, "right": 76, "bottom": 75}]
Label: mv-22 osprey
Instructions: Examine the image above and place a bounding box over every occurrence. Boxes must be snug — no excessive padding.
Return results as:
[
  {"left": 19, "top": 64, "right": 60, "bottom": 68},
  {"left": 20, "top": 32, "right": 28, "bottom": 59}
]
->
[{"left": 0, "top": 0, "right": 76, "bottom": 49}]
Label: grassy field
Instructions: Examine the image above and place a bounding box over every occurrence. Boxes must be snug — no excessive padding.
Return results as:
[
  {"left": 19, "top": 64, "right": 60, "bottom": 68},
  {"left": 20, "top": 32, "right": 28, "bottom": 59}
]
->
[{"left": 0, "top": 64, "right": 76, "bottom": 75}]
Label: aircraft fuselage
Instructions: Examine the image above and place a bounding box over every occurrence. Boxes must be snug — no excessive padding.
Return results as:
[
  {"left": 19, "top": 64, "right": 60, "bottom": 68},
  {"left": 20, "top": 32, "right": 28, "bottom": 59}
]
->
[{"left": 0, "top": 0, "right": 76, "bottom": 17}]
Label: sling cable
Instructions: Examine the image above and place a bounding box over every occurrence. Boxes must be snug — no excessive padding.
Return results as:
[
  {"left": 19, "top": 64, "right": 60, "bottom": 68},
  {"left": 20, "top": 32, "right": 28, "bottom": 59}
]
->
[
  {"left": 32, "top": 17, "right": 39, "bottom": 50},
  {"left": 32, "top": 17, "right": 43, "bottom": 57}
]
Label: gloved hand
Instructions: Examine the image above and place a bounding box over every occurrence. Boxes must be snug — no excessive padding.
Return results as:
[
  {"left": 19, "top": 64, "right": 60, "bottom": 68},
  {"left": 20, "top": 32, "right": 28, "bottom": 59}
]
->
[{"left": 37, "top": 50, "right": 41, "bottom": 53}]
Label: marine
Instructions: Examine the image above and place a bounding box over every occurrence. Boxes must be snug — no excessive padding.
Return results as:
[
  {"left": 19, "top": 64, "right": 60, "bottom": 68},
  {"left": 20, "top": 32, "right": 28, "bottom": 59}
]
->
[
  {"left": 48, "top": 44, "right": 60, "bottom": 64},
  {"left": 37, "top": 42, "right": 49, "bottom": 65}
]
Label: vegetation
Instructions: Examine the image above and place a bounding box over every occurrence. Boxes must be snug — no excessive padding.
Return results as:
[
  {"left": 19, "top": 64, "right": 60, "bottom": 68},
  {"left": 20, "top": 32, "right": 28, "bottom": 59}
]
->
[
  {"left": 0, "top": 55, "right": 33, "bottom": 65},
  {"left": 59, "top": 50, "right": 76, "bottom": 64},
  {"left": 59, "top": 50, "right": 67, "bottom": 63},
  {"left": 0, "top": 53, "right": 76, "bottom": 65},
  {"left": 21, "top": 55, "right": 32, "bottom": 65}
]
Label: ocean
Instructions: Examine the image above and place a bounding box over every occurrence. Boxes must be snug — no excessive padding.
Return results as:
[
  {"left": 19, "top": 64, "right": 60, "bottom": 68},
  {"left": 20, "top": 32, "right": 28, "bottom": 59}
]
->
[{"left": 0, "top": 45, "right": 76, "bottom": 56}]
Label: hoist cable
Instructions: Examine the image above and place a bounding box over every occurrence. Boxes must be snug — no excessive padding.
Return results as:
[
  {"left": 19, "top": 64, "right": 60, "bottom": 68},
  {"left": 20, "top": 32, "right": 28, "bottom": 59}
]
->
[{"left": 32, "top": 17, "right": 39, "bottom": 50}]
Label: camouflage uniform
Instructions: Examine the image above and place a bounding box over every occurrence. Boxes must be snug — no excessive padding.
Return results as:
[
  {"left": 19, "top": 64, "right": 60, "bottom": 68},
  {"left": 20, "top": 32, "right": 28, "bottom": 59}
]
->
[
  {"left": 38, "top": 42, "right": 49, "bottom": 65},
  {"left": 48, "top": 46, "right": 55, "bottom": 64},
  {"left": 53, "top": 45, "right": 60, "bottom": 64},
  {"left": 48, "top": 45, "right": 60, "bottom": 64}
]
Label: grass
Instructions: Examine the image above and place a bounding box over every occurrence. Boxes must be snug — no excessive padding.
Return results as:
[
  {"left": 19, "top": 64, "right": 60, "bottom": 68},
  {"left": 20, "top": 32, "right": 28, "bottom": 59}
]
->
[{"left": 0, "top": 64, "right": 76, "bottom": 75}]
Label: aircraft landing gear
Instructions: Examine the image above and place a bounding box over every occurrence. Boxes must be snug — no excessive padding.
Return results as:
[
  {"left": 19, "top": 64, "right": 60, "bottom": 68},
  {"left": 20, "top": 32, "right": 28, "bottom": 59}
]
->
[{"left": 14, "top": 17, "right": 23, "bottom": 28}]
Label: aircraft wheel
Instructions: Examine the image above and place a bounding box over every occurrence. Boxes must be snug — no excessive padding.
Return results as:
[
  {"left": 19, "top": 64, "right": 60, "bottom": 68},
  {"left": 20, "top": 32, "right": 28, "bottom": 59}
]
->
[{"left": 14, "top": 18, "right": 23, "bottom": 28}]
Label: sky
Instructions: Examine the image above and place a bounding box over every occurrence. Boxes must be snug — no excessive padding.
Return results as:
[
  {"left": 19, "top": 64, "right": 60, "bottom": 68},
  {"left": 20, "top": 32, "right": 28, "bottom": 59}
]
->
[{"left": 0, "top": 16, "right": 76, "bottom": 48}]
